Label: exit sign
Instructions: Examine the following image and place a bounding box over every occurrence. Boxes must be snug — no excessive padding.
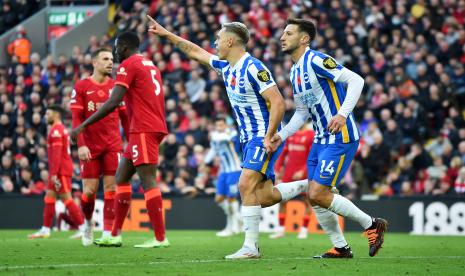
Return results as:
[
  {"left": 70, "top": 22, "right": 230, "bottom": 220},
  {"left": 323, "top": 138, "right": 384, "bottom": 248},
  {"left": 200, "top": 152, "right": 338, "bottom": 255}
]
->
[{"left": 48, "top": 11, "right": 92, "bottom": 26}]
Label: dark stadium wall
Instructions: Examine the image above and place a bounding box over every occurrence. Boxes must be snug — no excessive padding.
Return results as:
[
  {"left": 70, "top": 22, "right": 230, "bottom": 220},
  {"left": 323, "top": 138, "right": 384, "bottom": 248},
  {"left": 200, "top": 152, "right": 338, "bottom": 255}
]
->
[{"left": 1, "top": 195, "right": 464, "bottom": 235}]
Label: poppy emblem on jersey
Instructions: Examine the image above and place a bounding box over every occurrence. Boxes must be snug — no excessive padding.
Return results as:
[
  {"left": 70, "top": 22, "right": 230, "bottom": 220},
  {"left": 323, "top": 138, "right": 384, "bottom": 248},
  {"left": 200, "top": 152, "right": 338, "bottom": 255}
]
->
[
  {"left": 88, "top": 101, "right": 95, "bottom": 112},
  {"left": 323, "top": 57, "right": 337, "bottom": 69},
  {"left": 297, "top": 75, "right": 301, "bottom": 85},
  {"left": 98, "top": 90, "right": 105, "bottom": 98},
  {"left": 238, "top": 77, "right": 246, "bottom": 88},
  {"left": 231, "top": 76, "right": 236, "bottom": 86},
  {"left": 257, "top": 69, "right": 270, "bottom": 82}
]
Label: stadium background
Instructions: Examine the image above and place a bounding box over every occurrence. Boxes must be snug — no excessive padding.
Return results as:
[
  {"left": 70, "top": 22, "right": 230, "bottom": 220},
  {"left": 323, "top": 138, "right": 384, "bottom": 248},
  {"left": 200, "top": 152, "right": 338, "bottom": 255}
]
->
[{"left": 0, "top": 0, "right": 464, "bottom": 236}]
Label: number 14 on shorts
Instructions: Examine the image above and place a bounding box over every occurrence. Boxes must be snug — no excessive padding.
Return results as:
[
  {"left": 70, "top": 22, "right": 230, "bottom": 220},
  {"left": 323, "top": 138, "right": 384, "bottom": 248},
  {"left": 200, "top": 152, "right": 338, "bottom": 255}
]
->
[{"left": 320, "top": 160, "right": 335, "bottom": 175}]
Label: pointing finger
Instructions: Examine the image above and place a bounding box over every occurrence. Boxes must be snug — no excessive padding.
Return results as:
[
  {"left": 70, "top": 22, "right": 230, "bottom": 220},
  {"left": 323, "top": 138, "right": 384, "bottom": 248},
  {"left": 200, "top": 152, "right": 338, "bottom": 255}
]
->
[{"left": 146, "top": 14, "right": 156, "bottom": 23}]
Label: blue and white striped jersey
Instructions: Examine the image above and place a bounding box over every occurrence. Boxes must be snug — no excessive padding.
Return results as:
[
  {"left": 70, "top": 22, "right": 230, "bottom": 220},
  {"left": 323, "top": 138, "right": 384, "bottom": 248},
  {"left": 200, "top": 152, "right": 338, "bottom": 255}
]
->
[
  {"left": 290, "top": 48, "right": 360, "bottom": 144},
  {"left": 204, "top": 129, "right": 241, "bottom": 173},
  {"left": 209, "top": 53, "right": 279, "bottom": 143}
]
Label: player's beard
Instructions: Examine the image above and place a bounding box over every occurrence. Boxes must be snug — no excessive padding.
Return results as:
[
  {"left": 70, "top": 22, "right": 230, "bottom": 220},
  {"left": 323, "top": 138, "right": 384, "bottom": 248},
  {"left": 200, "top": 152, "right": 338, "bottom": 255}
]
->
[{"left": 282, "top": 43, "right": 299, "bottom": 54}]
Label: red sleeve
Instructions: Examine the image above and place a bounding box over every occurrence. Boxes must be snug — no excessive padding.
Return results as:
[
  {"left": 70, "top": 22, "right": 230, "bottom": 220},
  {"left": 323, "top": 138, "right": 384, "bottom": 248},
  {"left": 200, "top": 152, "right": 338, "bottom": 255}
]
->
[
  {"left": 115, "top": 61, "right": 135, "bottom": 89},
  {"left": 274, "top": 141, "right": 288, "bottom": 171},
  {"left": 70, "top": 82, "right": 86, "bottom": 147},
  {"left": 48, "top": 127, "right": 63, "bottom": 176},
  {"left": 119, "top": 103, "right": 130, "bottom": 140}
]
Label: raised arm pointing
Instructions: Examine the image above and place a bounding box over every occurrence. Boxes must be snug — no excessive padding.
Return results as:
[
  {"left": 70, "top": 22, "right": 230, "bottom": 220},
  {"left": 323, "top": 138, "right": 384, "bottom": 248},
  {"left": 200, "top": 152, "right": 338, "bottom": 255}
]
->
[{"left": 147, "top": 14, "right": 213, "bottom": 67}]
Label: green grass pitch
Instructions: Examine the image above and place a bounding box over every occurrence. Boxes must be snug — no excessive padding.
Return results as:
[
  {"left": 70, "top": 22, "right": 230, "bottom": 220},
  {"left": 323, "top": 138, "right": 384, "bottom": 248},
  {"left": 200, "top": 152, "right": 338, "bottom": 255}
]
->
[{"left": 1, "top": 230, "right": 464, "bottom": 275}]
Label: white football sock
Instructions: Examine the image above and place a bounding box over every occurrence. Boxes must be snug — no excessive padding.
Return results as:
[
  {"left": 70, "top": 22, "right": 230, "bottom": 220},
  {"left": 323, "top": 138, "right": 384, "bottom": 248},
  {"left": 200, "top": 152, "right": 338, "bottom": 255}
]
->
[
  {"left": 219, "top": 200, "right": 232, "bottom": 230},
  {"left": 102, "top": 231, "right": 111, "bottom": 238},
  {"left": 275, "top": 180, "right": 308, "bottom": 202},
  {"left": 327, "top": 194, "right": 373, "bottom": 229},
  {"left": 78, "top": 224, "right": 86, "bottom": 232},
  {"left": 85, "top": 219, "right": 92, "bottom": 227},
  {"left": 230, "top": 200, "right": 240, "bottom": 232},
  {"left": 242, "top": 205, "right": 261, "bottom": 249},
  {"left": 313, "top": 205, "right": 347, "bottom": 248}
]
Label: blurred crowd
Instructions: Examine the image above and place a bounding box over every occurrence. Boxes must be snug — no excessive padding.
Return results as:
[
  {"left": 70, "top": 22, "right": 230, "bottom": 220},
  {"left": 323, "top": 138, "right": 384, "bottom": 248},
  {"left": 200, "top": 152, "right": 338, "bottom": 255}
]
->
[
  {"left": 0, "top": 0, "right": 44, "bottom": 35},
  {"left": 1, "top": 0, "right": 465, "bottom": 198}
]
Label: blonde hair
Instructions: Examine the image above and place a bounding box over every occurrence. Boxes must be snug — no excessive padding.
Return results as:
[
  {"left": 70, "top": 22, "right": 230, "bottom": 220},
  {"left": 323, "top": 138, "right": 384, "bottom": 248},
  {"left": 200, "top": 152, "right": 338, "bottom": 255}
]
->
[{"left": 222, "top": 22, "right": 250, "bottom": 46}]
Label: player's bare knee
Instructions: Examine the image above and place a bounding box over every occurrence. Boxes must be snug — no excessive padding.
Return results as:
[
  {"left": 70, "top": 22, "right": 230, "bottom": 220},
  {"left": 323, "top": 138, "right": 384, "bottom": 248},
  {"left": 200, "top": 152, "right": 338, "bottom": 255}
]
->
[
  {"left": 308, "top": 191, "right": 323, "bottom": 206},
  {"left": 59, "top": 193, "right": 71, "bottom": 201},
  {"left": 238, "top": 181, "right": 254, "bottom": 195},
  {"left": 83, "top": 184, "right": 97, "bottom": 197},
  {"left": 103, "top": 176, "right": 116, "bottom": 192}
]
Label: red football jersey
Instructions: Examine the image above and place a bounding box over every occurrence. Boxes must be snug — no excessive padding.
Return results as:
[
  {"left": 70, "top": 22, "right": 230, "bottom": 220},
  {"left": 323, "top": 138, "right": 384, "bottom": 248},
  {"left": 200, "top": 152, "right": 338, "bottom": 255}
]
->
[
  {"left": 47, "top": 123, "right": 73, "bottom": 177},
  {"left": 275, "top": 129, "right": 314, "bottom": 182},
  {"left": 115, "top": 54, "right": 168, "bottom": 134},
  {"left": 70, "top": 77, "right": 127, "bottom": 155}
]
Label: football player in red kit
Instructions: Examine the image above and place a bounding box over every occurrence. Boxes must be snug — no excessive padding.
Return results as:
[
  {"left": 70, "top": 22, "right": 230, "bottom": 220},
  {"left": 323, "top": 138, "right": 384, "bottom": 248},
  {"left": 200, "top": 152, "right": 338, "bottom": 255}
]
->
[
  {"left": 71, "top": 48, "right": 129, "bottom": 246},
  {"left": 29, "top": 105, "right": 85, "bottom": 239},
  {"left": 71, "top": 32, "right": 169, "bottom": 248},
  {"left": 270, "top": 124, "right": 314, "bottom": 239}
]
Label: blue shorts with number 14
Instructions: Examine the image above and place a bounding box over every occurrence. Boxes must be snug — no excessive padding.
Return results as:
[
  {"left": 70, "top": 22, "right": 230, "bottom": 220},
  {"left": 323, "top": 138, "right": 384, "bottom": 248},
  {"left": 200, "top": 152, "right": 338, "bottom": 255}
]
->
[
  {"left": 307, "top": 141, "right": 359, "bottom": 187},
  {"left": 241, "top": 137, "right": 284, "bottom": 183}
]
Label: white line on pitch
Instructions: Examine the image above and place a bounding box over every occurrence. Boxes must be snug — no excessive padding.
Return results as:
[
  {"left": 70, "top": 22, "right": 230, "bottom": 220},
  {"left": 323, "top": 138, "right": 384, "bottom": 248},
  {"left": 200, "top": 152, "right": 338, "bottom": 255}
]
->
[{"left": 2, "top": 256, "right": 465, "bottom": 270}]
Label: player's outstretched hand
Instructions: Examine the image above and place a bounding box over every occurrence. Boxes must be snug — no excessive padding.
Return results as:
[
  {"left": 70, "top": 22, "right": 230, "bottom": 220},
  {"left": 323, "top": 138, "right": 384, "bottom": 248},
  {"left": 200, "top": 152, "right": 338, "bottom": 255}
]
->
[
  {"left": 327, "top": 114, "right": 347, "bottom": 134},
  {"left": 147, "top": 14, "right": 169, "bottom": 37},
  {"left": 78, "top": 146, "right": 92, "bottom": 162},
  {"left": 70, "top": 125, "right": 85, "bottom": 145}
]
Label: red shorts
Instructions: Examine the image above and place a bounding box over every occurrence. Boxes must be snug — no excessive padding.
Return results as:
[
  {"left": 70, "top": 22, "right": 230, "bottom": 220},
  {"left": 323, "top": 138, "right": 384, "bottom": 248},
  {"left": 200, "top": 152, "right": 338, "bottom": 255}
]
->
[
  {"left": 48, "top": 175, "right": 72, "bottom": 194},
  {"left": 80, "top": 151, "right": 121, "bottom": 178},
  {"left": 123, "top": 132, "right": 165, "bottom": 166}
]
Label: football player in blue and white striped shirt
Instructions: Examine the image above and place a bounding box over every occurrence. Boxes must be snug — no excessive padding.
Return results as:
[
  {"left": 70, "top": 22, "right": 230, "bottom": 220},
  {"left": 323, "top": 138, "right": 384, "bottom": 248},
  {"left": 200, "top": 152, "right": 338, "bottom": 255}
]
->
[
  {"left": 204, "top": 117, "right": 242, "bottom": 237},
  {"left": 147, "top": 16, "right": 308, "bottom": 259},
  {"left": 271, "top": 18, "right": 388, "bottom": 258}
]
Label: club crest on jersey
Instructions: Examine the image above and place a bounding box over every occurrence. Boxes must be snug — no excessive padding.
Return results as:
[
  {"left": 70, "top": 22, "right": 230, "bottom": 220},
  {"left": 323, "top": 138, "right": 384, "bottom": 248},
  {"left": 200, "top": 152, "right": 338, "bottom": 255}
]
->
[
  {"left": 303, "top": 72, "right": 310, "bottom": 83},
  {"left": 323, "top": 57, "right": 337, "bottom": 69},
  {"left": 238, "top": 77, "right": 246, "bottom": 88},
  {"left": 51, "top": 129, "right": 61, "bottom": 137},
  {"left": 117, "top": 67, "right": 127, "bottom": 76},
  {"left": 257, "top": 69, "right": 270, "bottom": 82}
]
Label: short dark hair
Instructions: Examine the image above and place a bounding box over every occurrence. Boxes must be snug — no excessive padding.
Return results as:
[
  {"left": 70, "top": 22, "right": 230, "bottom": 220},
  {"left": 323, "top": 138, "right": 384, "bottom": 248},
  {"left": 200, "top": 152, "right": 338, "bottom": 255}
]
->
[
  {"left": 286, "top": 18, "right": 317, "bottom": 42},
  {"left": 48, "top": 104, "right": 66, "bottom": 117},
  {"left": 222, "top": 22, "right": 250, "bottom": 46},
  {"left": 91, "top": 47, "right": 112, "bottom": 59},
  {"left": 117, "top": 31, "right": 140, "bottom": 50}
]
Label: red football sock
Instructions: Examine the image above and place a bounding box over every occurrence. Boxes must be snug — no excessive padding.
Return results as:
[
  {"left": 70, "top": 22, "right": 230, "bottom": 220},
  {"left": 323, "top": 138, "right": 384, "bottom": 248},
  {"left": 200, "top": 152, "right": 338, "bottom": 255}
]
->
[
  {"left": 112, "top": 184, "right": 132, "bottom": 237},
  {"left": 43, "top": 196, "right": 56, "bottom": 228},
  {"left": 64, "top": 198, "right": 84, "bottom": 226},
  {"left": 144, "top": 188, "right": 165, "bottom": 242},
  {"left": 80, "top": 193, "right": 96, "bottom": 221},
  {"left": 302, "top": 214, "right": 310, "bottom": 228},
  {"left": 279, "top": 213, "right": 286, "bottom": 227},
  {"left": 103, "top": 191, "right": 116, "bottom": 232}
]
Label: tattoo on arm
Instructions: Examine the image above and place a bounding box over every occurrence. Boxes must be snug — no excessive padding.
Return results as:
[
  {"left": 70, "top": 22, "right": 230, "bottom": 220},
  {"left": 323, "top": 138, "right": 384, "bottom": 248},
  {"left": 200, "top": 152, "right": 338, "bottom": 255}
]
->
[{"left": 177, "top": 41, "right": 193, "bottom": 54}]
